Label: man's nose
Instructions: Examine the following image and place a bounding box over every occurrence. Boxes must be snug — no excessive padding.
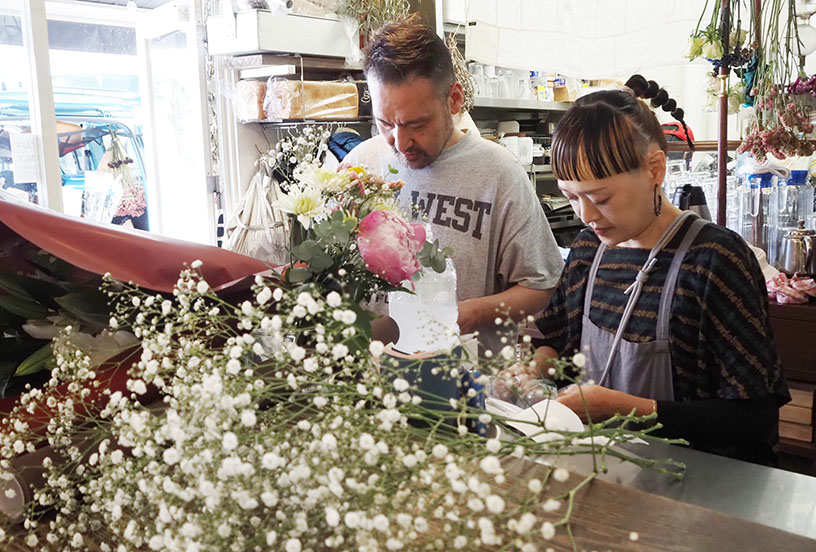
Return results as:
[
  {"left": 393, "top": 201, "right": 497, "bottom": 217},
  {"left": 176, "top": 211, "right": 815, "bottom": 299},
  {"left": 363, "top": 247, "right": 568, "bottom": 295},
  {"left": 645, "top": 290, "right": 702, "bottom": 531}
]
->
[{"left": 392, "top": 126, "right": 414, "bottom": 153}]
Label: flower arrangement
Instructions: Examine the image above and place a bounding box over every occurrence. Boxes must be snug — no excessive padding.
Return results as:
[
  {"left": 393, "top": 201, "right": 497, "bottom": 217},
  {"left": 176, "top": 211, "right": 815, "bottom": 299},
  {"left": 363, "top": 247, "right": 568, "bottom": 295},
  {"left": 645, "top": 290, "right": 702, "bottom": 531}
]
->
[
  {"left": 273, "top": 163, "right": 450, "bottom": 307},
  {"left": 0, "top": 263, "right": 684, "bottom": 551}
]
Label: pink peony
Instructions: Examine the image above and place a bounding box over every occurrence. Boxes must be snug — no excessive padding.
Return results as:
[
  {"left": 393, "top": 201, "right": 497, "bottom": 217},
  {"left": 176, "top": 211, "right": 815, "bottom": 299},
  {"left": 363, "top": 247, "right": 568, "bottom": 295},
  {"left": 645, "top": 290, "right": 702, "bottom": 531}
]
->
[{"left": 356, "top": 210, "right": 426, "bottom": 285}]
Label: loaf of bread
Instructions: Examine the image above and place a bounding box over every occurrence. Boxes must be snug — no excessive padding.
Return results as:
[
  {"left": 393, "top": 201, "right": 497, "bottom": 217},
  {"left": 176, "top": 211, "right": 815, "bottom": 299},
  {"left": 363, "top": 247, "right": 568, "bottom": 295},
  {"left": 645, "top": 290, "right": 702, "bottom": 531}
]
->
[
  {"left": 235, "top": 80, "right": 267, "bottom": 122},
  {"left": 264, "top": 79, "right": 358, "bottom": 119}
]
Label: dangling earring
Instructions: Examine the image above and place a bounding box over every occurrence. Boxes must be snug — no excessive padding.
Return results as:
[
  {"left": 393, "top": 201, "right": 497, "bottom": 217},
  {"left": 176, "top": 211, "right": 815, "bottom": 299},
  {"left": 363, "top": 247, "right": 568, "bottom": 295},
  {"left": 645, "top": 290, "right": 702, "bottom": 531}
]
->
[{"left": 653, "top": 184, "right": 662, "bottom": 216}]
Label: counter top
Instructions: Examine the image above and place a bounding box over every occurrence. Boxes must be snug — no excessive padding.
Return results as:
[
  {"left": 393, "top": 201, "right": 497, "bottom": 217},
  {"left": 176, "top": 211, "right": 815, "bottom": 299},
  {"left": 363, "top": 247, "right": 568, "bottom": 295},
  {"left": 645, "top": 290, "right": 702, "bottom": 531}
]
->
[{"left": 505, "top": 440, "right": 816, "bottom": 550}]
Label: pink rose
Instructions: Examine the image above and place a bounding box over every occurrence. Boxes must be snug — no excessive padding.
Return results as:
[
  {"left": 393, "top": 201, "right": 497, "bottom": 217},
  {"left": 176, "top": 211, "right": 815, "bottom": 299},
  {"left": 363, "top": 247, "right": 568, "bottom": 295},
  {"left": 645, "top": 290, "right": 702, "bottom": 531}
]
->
[{"left": 356, "top": 210, "right": 426, "bottom": 285}]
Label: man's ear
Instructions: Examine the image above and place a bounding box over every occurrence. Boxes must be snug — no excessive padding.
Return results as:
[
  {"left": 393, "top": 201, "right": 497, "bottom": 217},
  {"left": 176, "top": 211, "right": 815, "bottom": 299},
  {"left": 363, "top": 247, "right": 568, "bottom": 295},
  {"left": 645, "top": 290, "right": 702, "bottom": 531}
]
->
[{"left": 448, "top": 81, "right": 464, "bottom": 115}]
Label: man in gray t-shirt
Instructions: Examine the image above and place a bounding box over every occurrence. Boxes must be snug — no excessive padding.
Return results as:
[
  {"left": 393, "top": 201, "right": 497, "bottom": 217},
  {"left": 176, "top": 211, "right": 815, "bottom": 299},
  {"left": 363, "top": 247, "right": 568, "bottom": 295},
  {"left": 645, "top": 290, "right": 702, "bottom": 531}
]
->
[{"left": 345, "top": 16, "right": 564, "bottom": 354}]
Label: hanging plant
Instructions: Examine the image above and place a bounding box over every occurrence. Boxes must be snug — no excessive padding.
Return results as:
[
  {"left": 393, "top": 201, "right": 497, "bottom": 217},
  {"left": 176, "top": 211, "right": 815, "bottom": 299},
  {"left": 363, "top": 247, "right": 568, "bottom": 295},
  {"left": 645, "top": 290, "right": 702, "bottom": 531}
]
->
[{"left": 341, "top": 0, "right": 412, "bottom": 40}]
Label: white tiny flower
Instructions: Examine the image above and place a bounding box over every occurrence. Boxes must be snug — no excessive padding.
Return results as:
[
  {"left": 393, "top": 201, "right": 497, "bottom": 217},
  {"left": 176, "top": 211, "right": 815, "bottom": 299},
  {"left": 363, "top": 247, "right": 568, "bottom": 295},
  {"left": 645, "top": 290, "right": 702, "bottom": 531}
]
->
[
  {"left": 485, "top": 439, "right": 501, "bottom": 453},
  {"left": 326, "top": 291, "right": 342, "bottom": 307},
  {"left": 402, "top": 454, "right": 417, "bottom": 468},
  {"left": 257, "top": 287, "right": 272, "bottom": 305},
  {"left": 285, "top": 538, "right": 301, "bottom": 552},
  {"left": 191, "top": 259, "right": 203, "bottom": 268},
  {"left": 393, "top": 378, "right": 409, "bottom": 392},
  {"left": 273, "top": 288, "right": 283, "bottom": 301},
  {"left": 553, "top": 467, "right": 569, "bottom": 482},
  {"left": 325, "top": 506, "right": 340, "bottom": 527},
  {"left": 332, "top": 344, "right": 349, "bottom": 360},
  {"left": 369, "top": 340, "right": 385, "bottom": 357},
  {"left": 4, "top": 489, "right": 15, "bottom": 499},
  {"left": 226, "top": 359, "right": 241, "bottom": 375},
  {"left": 241, "top": 410, "right": 256, "bottom": 427},
  {"left": 161, "top": 300, "right": 172, "bottom": 315},
  {"left": 109, "top": 317, "right": 119, "bottom": 329},
  {"left": 528, "top": 478, "right": 543, "bottom": 494},
  {"left": 572, "top": 352, "right": 587, "bottom": 368},
  {"left": 485, "top": 494, "right": 505, "bottom": 513},
  {"left": 629, "top": 531, "right": 639, "bottom": 541},
  {"left": 196, "top": 280, "right": 209, "bottom": 294},
  {"left": 222, "top": 432, "right": 238, "bottom": 451},
  {"left": 543, "top": 498, "right": 561, "bottom": 512},
  {"left": 162, "top": 448, "right": 180, "bottom": 465},
  {"left": 341, "top": 310, "right": 357, "bottom": 324},
  {"left": 344, "top": 511, "right": 361, "bottom": 528},
  {"left": 479, "top": 456, "right": 502, "bottom": 475},
  {"left": 290, "top": 346, "right": 306, "bottom": 362},
  {"left": 313, "top": 396, "right": 328, "bottom": 408},
  {"left": 541, "top": 521, "right": 556, "bottom": 540},
  {"left": 500, "top": 345, "right": 515, "bottom": 360},
  {"left": 458, "top": 425, "right": 468, "bottom": 436},
  {"left": 432, "top": 444, "right": 448, "bottom": 459},
  {"left": 547, "top": 367, "right": 556, "bottom": 376},
  {"left": 266, "top": 530, "right": 277, "bottom": 545}
]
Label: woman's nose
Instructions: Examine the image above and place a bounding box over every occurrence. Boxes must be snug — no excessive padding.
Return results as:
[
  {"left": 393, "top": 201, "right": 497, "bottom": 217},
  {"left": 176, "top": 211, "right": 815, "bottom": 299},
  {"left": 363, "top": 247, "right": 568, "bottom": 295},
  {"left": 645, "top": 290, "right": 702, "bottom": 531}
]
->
[{"left": 577, "top": 197, "right": 600, "bottom": 224}]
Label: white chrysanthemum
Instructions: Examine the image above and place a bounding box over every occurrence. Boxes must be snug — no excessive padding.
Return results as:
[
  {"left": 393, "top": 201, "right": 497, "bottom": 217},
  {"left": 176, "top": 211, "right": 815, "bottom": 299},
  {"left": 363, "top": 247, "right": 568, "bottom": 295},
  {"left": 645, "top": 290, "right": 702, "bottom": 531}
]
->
[
  {"left": 273, "top": 184, "right": 328, "bottom": 229},
  {"left": 296, "top": 163, "right": 353, "bottom": 193}
]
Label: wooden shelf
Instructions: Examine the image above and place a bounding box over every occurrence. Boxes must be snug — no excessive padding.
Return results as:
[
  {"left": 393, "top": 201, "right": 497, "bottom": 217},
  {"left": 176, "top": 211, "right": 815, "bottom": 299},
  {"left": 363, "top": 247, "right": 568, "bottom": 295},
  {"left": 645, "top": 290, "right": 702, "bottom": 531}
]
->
[
  {"left": 241, "top": 117, "right": 372, "bottom": 126},
  {"left": 780, "top": 437, "right": 816, "bottom": 457},
  {"left": 472, "top": 97, "right": 570, "bottom": 112}
]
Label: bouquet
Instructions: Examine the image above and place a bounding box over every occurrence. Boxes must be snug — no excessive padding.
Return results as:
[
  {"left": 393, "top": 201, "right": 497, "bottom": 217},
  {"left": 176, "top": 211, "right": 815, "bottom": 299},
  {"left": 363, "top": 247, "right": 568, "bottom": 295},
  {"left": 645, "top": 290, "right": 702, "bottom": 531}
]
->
[
  {"left": 273, "top": 163, "right": 449, "bottom": 308},
  {"left": 0, "top": 263, "right": 684, "bottom": 551}
]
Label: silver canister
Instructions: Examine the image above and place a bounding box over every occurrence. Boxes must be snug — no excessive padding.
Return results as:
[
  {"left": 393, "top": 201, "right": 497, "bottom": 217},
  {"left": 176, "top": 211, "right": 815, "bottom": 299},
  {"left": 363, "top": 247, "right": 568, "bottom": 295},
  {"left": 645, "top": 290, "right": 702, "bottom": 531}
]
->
[{"left": 778, "top": 221, "right": 816, "bottom": 275}]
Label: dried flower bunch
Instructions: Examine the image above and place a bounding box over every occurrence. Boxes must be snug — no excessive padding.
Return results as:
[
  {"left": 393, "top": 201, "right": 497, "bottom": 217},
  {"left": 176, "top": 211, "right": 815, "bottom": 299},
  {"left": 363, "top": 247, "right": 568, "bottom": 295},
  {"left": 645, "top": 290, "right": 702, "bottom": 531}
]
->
[
  {"left": 341, "top": 0, "right": 411, "bottom": 38},
  {"left": 688, "top": 0, "right": 816, "bottom": 160},
  {"left": 0, "top": 264, "right": 683, "bottom": 551}
]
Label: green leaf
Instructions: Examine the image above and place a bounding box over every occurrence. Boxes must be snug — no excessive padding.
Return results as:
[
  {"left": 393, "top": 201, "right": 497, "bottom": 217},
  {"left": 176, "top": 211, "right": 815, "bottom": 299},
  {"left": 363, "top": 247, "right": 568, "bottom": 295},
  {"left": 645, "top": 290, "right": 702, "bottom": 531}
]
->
[
  {"left": 54, "top": 290, "right": 110, "bottom": 330},
  {"left": 0, "top": 273, "right": 33, "bottom": 299},
  {"left": 14, "top": 342, "right": 55, "bottom": 377},
  {"left": 0, "top": 362, "right": 17, "bottom": 397},
  {"left": 292, "top": 240, "right": 322, "bottom": 262},
  {"left": 286, "top": 267, "right": 313, "bottom": 284},
  {"left": 0, "top": 294, "right": 49, "bottom": 320},
  {"left": 0, "top": 272, "right": 66, "bottom": 307},
  {"left": 387, "top": 164, "right": 399, "bottom": 174},
  {"left": 308, "top": 251, "right": 335, "bottom": 272},
  {"left": 431, "top": 255, "right": 446, "bottom": 273}
]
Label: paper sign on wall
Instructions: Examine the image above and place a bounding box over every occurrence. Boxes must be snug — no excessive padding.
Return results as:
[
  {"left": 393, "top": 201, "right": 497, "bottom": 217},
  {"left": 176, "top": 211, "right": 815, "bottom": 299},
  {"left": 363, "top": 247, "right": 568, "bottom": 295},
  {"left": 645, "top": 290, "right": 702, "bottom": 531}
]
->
[{"left": 10, "top": 133, "right": 39, "bottom": 184}]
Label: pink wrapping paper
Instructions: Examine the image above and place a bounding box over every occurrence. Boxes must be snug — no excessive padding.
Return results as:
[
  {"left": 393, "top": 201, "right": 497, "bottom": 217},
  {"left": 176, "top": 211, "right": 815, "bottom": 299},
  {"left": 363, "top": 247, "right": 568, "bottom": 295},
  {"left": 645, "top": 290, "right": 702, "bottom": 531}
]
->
[{"left": 0, "top": 196, "right": 270, "bottom": 293}]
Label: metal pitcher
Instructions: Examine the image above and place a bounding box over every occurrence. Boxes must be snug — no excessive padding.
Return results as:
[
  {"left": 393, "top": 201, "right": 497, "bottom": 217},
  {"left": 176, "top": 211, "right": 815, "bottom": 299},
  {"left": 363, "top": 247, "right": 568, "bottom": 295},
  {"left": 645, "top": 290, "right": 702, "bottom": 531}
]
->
[{"left": 779, "top": 221, "right": 816, "bottom": 275}]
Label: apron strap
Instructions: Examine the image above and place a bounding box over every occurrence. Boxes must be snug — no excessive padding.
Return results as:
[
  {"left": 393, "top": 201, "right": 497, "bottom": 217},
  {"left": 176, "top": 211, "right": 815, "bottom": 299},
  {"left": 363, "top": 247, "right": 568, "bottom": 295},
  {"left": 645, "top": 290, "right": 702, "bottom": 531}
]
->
[
  {"left": 584, "top": 242, "right": 607, "bottom": 314},
  {"left": 655, "top": 216, "right": 708, "bottom": 340},
  {"left": 597, "top": 211, "right": 696, "bottom": 387}
]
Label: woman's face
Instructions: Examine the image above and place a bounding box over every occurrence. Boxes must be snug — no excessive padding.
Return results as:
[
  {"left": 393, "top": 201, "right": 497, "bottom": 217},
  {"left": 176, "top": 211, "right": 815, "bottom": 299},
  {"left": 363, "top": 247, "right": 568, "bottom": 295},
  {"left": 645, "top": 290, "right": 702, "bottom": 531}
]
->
[{"left": 558, "top": 147, "right": 667, "bottom": 247}]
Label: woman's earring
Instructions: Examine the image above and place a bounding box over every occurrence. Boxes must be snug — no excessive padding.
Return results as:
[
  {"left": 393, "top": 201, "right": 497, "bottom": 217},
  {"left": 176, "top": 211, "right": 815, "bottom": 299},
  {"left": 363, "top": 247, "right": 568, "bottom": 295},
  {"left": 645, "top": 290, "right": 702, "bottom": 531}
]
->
[{"left": 653, "top": 184, "right": 662, "bottom": 216}]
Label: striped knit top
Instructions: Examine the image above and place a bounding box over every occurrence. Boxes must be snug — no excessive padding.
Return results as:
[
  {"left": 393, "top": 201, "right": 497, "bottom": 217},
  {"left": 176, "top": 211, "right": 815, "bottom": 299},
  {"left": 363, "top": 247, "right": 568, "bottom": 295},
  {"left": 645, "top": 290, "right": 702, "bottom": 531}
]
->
[{"left": 536, "top": 219, "right": 790, "bottom": 404}]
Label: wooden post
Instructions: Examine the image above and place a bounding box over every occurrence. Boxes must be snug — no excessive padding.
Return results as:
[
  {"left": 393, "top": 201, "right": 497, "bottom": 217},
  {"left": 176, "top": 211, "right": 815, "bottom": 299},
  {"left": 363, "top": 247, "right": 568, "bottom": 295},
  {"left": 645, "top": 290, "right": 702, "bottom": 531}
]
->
[{"left": 717, "top": 2, "right": 732, "bottom": 226}]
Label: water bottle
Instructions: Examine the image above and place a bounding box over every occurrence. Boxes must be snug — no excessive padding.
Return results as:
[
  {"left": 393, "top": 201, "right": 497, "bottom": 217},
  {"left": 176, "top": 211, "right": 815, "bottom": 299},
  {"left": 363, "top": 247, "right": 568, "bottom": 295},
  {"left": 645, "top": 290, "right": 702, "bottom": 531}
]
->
[
  {"left": 739, "top": 173, "right": 779, "bottom": 265},
  {"left": 777, "top": 170, "right": 814, "bottom": 234},
  {"left": 388, "top": 258, "right": 460, "bottom": 355}
]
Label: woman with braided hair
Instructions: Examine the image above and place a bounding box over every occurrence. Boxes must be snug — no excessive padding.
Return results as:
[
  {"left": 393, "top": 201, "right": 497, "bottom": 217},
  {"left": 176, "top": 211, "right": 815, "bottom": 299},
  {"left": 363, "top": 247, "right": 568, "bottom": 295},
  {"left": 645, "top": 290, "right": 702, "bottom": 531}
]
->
[{"left": 505, "top": 76, "right": 789, "bottom": 466}]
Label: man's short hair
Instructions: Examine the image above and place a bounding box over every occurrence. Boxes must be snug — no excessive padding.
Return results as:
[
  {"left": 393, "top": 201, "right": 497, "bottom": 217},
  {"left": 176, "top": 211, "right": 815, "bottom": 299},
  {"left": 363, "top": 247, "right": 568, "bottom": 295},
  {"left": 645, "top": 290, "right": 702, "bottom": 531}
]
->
[{"left": 363, "top": 14, "right": 455, "bottom": 95}]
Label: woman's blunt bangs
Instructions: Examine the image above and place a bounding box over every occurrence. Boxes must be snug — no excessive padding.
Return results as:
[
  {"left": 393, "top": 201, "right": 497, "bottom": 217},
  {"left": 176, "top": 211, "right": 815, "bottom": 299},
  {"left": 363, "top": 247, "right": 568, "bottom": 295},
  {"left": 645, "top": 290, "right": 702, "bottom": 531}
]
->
[{"left": 551, "top": 105, "right": 646, "bottom": 183}]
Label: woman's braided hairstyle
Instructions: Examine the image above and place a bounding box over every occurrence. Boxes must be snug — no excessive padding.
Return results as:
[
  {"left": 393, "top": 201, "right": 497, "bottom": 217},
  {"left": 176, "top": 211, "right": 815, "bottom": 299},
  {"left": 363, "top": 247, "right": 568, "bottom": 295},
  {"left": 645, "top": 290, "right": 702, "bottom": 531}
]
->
[{"left": 625, "top": 74, "right": 694, "bottom": 152}]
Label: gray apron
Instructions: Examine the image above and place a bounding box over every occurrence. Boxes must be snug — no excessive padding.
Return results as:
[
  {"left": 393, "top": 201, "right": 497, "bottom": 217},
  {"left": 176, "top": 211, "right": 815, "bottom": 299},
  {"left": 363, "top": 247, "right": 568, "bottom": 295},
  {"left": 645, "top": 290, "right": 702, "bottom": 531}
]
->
[{"left": 580, "top": 212, "right": 708, "bottom": 400}]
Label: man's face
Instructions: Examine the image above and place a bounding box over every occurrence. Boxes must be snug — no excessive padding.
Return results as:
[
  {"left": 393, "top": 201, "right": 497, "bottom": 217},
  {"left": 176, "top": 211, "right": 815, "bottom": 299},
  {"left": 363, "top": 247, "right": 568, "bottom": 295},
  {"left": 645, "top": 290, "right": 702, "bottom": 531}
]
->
[{"left": 368, "top": 75, "right": 462, "bottom": 169}]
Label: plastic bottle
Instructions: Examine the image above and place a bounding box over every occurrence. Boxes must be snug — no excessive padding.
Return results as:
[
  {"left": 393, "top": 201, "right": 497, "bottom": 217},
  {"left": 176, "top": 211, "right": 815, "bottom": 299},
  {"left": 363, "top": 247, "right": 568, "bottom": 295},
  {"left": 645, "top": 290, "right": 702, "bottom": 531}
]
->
[{"left": 777, "top": 170, "right": 814, "bottom": 236}]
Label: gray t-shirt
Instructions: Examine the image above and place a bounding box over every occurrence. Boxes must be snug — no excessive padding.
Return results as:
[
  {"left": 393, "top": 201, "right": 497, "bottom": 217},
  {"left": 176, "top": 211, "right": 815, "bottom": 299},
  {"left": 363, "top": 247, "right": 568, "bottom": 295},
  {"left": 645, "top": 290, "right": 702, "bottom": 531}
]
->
[{"left": 345, "top": 131, "right": 564, "bottom": 352}]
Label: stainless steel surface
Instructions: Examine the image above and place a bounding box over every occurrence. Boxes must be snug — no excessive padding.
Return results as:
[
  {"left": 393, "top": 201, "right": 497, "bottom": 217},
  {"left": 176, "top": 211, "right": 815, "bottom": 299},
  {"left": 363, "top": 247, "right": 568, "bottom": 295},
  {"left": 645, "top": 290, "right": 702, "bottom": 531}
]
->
[
  {"left": 558, "top": 440, "right": 816, "bottom": 540},
  {"left": 780, "top": 221, "right": 816, "bottom": 275}
]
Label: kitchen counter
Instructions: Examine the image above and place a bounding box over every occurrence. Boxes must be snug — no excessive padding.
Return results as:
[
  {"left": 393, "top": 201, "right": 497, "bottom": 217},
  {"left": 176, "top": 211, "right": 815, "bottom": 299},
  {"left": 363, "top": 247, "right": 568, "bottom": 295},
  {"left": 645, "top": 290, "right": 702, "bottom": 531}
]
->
[{"left": 507, "top": 439, "right": 816, "bottom": 550}]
